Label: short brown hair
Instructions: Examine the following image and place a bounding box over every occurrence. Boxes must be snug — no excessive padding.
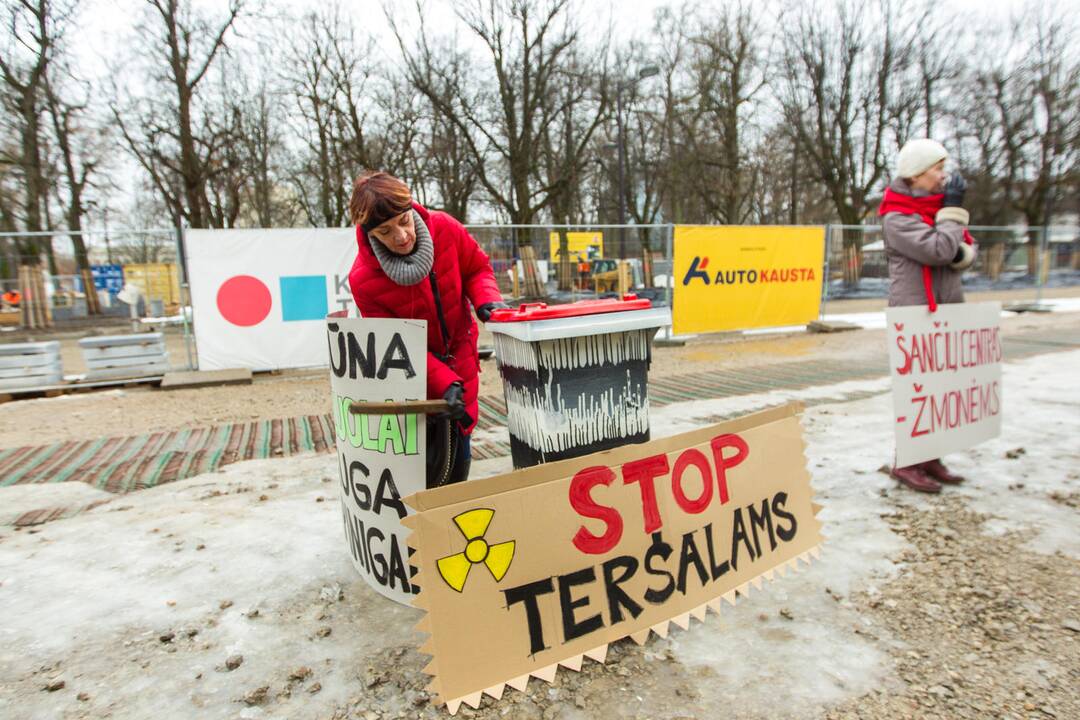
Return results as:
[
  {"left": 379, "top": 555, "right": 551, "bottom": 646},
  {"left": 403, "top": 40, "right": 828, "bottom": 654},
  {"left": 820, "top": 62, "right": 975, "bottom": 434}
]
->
[{"left": 349, "top": 171, "right": 412, "bottom": 230}]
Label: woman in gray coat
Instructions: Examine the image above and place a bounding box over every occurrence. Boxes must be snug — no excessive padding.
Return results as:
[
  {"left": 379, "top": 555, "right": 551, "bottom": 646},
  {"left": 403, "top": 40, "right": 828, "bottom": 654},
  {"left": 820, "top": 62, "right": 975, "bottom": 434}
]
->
[{"left": 879, "top": 138, "right": 976, "bottom": 493}]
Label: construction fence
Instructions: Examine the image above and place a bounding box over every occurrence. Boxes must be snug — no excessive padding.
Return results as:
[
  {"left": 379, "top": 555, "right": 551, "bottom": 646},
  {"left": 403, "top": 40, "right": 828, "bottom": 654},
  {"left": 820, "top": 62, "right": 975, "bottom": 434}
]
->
[
  {"left": 0, "top": 229, "right": 181, "bottom": 327},
  {"left": 823, "top": 224, "right": 1080, "bottom": 307},
  {"left": 0, "top": 222, "right": 1077, "bottom": 372}
]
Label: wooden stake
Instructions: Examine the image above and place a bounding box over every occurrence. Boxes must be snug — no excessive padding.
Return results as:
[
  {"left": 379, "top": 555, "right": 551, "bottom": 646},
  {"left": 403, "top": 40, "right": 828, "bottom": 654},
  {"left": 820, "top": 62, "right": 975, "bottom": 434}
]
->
[
  {"left": 40, "top": 267, "right": 53, "bottom": 327},
  {"left": 81, "top": 267, "right": 101, "bottom": 315},
  {"left": 19, "top": 266, "right": 30, "bottom": 328},
  {"left": 349, "top": 399, "right": 451, "bottom": 416}
]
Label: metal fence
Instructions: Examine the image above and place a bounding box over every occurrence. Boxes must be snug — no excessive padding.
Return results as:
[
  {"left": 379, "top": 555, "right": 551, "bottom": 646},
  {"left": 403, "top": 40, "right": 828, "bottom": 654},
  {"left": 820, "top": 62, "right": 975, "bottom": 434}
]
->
[
  {"left": 465, "top": 221, "right": 1080, "bottom": 315},
  {"left": 0, "top": 221, "right": 1076, "bottom": 365},
  {"left": 822, "top": 223, "right": 1080, "bottom": 313},
  {"left": 463, "top": 223, "right": 672, "bottom": 299},
  {"left": 0, "top": 228, "right": 194, "bottom": 370},
  {"left": 0, "top": 228, "right": 180, "bottom": 314}
]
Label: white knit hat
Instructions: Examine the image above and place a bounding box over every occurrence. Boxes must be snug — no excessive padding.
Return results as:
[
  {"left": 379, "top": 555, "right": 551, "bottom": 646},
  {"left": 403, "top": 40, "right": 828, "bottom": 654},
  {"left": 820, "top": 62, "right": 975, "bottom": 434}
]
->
[{"left": 897, "top": 139, "right": 948, "bottom": 179}]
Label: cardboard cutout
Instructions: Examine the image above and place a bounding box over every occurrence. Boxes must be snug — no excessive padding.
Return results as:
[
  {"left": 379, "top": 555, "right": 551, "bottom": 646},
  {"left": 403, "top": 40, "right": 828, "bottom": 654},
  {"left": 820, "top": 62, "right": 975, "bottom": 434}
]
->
[
  {"left": 886, "top": 302, "right": 1003, "bottom": 467},
  {"left": 405, "top": 403, "right": 823, "bottom": 713}
]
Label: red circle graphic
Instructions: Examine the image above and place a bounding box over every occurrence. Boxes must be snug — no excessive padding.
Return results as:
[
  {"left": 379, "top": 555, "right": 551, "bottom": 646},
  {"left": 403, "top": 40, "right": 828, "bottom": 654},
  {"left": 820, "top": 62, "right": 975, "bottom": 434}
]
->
[{"left": 216, "top": 275, "right": 272, "bottom": 327}]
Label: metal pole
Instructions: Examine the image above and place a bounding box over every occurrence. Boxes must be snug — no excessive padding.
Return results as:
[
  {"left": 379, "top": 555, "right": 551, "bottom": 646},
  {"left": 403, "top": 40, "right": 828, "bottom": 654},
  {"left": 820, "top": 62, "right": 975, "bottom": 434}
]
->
[
  {"left": 175, "top": 224, "right": 196, "bottom": 371},
  {"left": 1035, "top": 224, "right": 1048, "bottom": 306},
  {"left": 616, "top": 82, "right": 628, "bottom": 259},
  {"left": 820, "top": 224, "right": 831, "bottom": 320},
  {"left": 663, "top": 223, "right": 674, "bottom": 340}
]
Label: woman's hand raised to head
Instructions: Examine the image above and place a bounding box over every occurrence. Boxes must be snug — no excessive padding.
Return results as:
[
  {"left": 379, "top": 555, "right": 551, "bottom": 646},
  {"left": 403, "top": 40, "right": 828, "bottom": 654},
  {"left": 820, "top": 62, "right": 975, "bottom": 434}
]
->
[{"left": 943, "top": 174, "right": 967, "bottom": 208}]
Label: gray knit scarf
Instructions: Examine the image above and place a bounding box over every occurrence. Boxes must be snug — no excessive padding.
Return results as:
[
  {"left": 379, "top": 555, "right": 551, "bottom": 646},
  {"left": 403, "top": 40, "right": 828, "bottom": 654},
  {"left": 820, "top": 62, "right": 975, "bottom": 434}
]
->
[{"left": 367, "top": 209, "right": 434, "bottom": 286}]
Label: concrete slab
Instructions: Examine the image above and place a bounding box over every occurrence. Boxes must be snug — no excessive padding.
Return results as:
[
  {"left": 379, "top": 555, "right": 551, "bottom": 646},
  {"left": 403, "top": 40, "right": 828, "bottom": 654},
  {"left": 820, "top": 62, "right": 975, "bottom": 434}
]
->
[
  {"left": 806, "top": 319, "right": 861, "bottom": 333},
  {"left": 158, "top": 368, "right": 253, "bottom": 390}
]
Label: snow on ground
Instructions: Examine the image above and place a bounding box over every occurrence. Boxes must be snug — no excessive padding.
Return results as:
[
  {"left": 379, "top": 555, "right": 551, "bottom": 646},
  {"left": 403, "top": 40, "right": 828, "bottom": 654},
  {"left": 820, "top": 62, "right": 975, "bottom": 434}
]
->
[
  {"left": 0, "top": 483, "right": 115, "bottom": 526},
  {"left": 740, "top": 296, "right": 1080, "bottom": 336},
  {"left": 0, "top": 351, "right": 1076, "bottom": 719}
]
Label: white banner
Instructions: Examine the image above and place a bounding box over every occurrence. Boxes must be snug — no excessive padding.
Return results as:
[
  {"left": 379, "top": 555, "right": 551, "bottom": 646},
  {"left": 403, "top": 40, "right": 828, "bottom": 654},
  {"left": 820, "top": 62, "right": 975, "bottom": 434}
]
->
[
  {"left": 186, "top": 228, "right": 357, "bottom": 370},
  {"left": 327, "top": 316, "right": 427, "bottom": 605},
  {"left": 886, "top": 302, "right": 1003, "bottom": 467}
]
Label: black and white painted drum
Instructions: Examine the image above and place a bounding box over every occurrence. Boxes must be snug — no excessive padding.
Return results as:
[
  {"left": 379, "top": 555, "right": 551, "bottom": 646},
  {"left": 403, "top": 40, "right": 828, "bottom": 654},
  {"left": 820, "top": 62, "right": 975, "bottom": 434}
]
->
[{"left": 488, "top": 300, "right": 671, "bottom": 468}]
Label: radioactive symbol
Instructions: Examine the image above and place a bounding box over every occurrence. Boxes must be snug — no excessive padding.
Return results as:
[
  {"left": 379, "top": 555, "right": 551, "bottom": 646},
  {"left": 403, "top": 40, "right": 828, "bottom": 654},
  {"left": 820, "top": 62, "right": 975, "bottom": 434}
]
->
[{"left": 436, "top": 508, "right": 515, "bottom": 593}]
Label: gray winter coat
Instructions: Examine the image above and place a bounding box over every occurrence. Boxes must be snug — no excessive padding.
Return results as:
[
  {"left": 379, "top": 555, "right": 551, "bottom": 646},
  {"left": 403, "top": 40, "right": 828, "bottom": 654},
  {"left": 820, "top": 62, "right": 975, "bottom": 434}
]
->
[{"left": 882, "top": 178, "right": 974, "bottom": 307}]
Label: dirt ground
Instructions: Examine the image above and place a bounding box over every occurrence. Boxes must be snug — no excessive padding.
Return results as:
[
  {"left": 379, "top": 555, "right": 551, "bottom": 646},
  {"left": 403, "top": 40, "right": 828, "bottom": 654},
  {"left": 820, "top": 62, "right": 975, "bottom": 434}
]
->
[
  {"left": 0, "top": 288, "right": 1077, "bottom": 450},
  {"left": 0, "top": 303, "right": 1076, "bottom": 719}
]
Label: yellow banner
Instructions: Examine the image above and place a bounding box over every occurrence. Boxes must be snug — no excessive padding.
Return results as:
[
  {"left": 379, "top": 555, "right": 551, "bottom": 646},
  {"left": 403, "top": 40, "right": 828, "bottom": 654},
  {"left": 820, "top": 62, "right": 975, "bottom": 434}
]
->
[
  {"left": 123, "top": 263, "right": 181, "bottom": 306},
  {"left": 548, "top": 231, "right": 603, "bottom": 263},
  {"left": 673, "top": 226, "right": 825, "bottom": 334}
]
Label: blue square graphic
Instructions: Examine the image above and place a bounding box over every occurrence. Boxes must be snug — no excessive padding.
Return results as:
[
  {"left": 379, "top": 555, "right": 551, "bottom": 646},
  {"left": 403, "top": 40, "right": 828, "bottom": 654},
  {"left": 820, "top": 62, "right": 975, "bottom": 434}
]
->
[{"left": 279, "top": 275, "right": 328, "bottom": 322}]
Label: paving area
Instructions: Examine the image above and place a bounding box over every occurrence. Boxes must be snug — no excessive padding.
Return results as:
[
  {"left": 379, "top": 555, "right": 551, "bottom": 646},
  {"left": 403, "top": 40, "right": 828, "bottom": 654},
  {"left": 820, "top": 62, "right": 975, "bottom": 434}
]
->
[
  {"left": 1, "top": 349, "right": 1076, "bottom": 720},
  {"left": 2, "top": 323, "right": 1077, "bottom": 528}
]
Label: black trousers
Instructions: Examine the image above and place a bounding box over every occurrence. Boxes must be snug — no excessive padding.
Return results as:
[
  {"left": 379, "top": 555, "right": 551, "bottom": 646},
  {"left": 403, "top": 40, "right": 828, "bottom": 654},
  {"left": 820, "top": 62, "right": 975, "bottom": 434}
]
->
[{"left": 425, "top": 418, "right": 472, "bottom": 489}]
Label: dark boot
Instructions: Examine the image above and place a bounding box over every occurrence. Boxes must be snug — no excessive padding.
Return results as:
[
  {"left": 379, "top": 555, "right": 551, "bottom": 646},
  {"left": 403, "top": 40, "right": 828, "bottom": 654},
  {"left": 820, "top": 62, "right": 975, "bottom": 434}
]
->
[
  {"left": 921, "top": 459, "right": 965, "bottom": 484},
  {"left": 890, "top": 465, "right": 942, "bottom": 493}
]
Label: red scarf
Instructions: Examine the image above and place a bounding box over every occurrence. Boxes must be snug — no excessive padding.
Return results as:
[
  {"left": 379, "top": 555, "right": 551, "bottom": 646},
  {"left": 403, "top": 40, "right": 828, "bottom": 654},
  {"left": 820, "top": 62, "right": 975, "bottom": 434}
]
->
[{"left": 878, "top": 188, "right": 974, "bottom": 311}]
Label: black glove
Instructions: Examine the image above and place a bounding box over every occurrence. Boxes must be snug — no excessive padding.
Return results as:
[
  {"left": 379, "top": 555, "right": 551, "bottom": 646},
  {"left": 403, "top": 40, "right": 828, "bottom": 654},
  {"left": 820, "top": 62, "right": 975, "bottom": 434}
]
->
[
  {"left": 440, "top": 382, "right": 467, "bottom": 421},
  {"left": 476, "top": 301, "right": 510, "bottom": 323},
  {"left": 943, "top": 173, "right": 967, "bottom": 208}
]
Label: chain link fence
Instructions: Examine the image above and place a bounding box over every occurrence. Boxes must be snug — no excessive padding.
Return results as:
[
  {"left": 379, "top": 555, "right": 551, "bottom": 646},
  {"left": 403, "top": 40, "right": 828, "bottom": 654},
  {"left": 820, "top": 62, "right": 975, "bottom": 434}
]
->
[
  {"left": 823, "top": 224, "right": 1080, "bottom": 307},
  {"left": 463, "top": 223, "right": 672, "bottom": 301},
  {"left": 0, "top": 229, "right": 180, "bottom": 320},
  {"left": 1, "top": 220, "right": 1075, "bottom": 341}
]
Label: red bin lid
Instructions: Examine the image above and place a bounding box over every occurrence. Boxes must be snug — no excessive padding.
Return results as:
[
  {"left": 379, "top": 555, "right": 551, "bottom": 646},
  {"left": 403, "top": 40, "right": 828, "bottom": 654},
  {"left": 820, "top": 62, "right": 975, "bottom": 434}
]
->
[{"left": 489, "top": 294, "right": 651, "bottom": 322}]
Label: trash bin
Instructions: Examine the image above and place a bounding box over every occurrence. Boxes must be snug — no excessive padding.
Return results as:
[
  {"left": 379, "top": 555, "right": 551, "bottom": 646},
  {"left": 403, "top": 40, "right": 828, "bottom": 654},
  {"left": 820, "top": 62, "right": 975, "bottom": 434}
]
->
[{"left": 488, "top": 295, "right": 671, "bottom": 468}]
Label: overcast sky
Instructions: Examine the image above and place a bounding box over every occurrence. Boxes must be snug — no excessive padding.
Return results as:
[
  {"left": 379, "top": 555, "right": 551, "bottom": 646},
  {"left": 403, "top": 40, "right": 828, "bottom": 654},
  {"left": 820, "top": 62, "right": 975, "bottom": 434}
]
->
[
  {"left": 61, "top": 0, "right": 1028, "bottom": 231},
  {"left": 76, "top": 0, "right": 1025, "bottom": 78}
]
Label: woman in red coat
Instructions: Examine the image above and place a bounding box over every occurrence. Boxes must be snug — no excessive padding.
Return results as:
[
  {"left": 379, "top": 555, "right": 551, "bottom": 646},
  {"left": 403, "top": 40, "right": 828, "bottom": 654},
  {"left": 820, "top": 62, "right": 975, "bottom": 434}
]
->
[{"left": 347, "top": 171, "right": 506, "bottom": 487}]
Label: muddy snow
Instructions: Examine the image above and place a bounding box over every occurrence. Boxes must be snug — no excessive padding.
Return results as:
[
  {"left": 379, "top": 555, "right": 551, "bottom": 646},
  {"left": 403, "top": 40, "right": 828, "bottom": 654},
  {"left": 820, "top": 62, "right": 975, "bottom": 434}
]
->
[{"left": 0, "top": 351, "right": 1077, "bottom": 720}]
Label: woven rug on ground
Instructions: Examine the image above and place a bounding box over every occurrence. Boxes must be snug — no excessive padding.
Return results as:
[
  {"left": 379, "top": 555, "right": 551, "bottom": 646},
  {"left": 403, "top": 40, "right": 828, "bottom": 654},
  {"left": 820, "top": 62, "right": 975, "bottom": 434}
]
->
[{"left": 1, "top": 326, "right": 1075, "bottom": 527}]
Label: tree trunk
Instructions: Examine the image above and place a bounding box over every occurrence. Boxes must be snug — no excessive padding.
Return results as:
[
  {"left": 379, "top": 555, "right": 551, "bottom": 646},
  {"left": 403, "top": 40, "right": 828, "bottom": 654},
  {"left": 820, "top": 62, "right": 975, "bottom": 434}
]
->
[{"left": 555, "top": 228, "right": 573, "bottom": 292}]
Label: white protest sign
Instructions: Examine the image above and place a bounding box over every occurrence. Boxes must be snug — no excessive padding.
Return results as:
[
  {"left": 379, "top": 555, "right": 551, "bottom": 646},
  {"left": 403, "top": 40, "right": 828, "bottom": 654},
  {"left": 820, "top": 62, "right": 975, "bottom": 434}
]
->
[
  {"left": 327, "top": 315, "right": 427, "bottom": 605},
  {"left": 187, "top": 228, "right": 356, "bottom": 371},
  {"left": 886, "top": 301, "right": 1003, "bottom": 467}
]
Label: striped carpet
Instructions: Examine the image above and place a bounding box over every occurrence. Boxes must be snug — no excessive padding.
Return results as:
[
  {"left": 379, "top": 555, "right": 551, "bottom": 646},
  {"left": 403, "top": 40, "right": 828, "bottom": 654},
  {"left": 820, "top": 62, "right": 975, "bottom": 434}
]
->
[{"left": 3, "top": 326, "right": 1077, "bottom": 526}]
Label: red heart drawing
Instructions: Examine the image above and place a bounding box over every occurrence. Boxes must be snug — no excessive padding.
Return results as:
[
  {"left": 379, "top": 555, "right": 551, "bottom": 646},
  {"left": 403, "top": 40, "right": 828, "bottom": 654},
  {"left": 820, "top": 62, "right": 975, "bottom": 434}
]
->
[
  {"left": 913, "top": 383, "right": 923, "bottom": 392},
  {"left": 894, "top": 323, "right": 904, "bottom": 332}
]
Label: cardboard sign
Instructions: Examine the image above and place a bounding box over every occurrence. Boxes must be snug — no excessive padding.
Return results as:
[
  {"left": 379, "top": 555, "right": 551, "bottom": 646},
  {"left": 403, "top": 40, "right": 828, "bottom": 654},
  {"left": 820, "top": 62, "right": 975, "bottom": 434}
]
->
[
  {"left": 672, "top": 226, "right": 825, "bottom": 334},
  {"left": 887, "top": 302, "right": 1003, "bottom": 467},
  {"left": 405, "top": 404, "right": 823, "bottom": 713},
  {"left": 327, "top": 316, "right": 428, "bottom": 605}
]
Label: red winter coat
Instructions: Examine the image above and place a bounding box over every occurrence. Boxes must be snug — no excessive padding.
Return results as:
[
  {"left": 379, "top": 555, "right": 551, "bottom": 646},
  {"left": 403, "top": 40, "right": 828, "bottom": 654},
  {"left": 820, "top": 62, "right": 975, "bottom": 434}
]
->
[{"left": 348, "top": 203, "right": 502, "bottom": 434}]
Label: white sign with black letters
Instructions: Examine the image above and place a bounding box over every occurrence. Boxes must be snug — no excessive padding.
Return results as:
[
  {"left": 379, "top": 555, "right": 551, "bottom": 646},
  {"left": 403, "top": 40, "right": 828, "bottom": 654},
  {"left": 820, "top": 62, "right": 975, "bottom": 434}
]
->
[
  {"left": 886, "top": 302, "right": 1003, "bottom": 467},
  {"left": 327, "top": 315, "right": 427, "bottom": 604}
]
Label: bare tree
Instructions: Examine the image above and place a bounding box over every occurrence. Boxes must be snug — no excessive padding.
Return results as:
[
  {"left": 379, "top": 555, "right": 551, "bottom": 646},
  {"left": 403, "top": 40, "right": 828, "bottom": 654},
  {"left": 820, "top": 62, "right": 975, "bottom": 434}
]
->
[
  {"left": 112, "top": 0, "right": 243, "bottom": 229},
  {"left": 44, "top": 57, "right": 101, "bottom": 310},
  {"left": 396, "top": 0, "right": 611, "bottom": 228},
  {"left": 777, "top": 0, "right": 921, "bottom": 282},
  {"left": 235, "top": 67, "right": 296, "bottom": 227},
  {"left": 677, "top": 3, "right": 767, "bottom": 224},
  {"left": 282, "top": 6, "right": 379, "bottom": 227},
  {"left": 0, "top": 0, "right": 67, "bottom": 242},
  {"left": 779, "top": 0, "right": 920, "bottom": 226},
  {"left": 954, "top": 4, "right": 1079, "bottom": 275}
]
